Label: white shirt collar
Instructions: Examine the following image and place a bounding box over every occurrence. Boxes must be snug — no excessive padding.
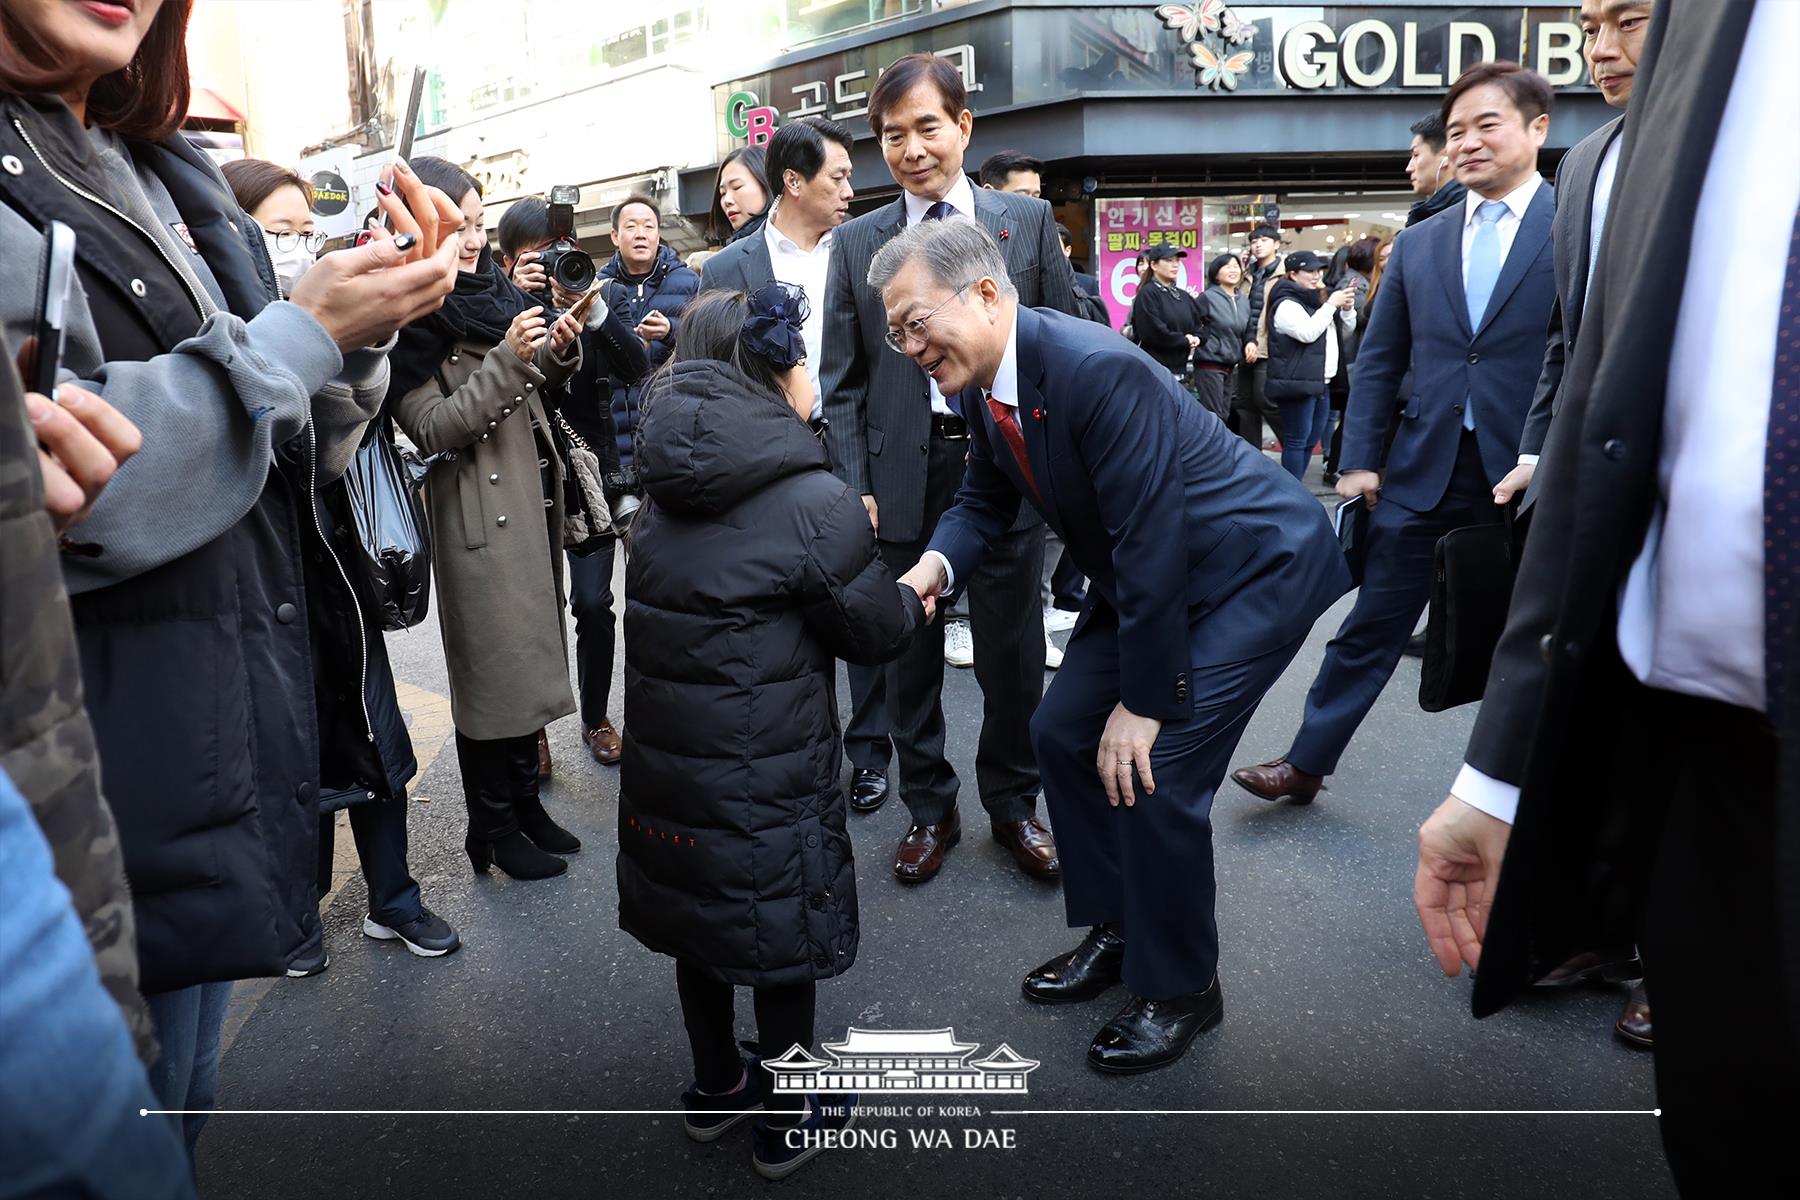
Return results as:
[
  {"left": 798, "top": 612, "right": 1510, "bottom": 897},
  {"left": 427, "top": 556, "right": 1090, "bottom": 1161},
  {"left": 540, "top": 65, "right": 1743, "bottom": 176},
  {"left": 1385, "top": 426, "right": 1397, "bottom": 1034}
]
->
[
  {"left": 1465, "top": 172, "right": 1544, "bottom": 225},
  {"left": 903, "top": 174, "right": 977, "bottom": 226},
  {"left": 984, "top": 308, "right": 1020, "bottom": 409},
  {"left": 764, "top": 200, "right": 834, "bottom": 256}
]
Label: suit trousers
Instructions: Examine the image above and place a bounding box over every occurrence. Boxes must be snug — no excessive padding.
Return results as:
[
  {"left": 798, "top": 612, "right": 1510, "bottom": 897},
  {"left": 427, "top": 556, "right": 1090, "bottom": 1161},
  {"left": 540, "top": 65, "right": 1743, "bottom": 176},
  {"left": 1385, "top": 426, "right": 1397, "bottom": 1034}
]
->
[
  {"left": 1033, "top": 609, "right": 1307, "bottom": 998},
  {"left": 1286, "top": 431, "right": 1501, "bottom": 776},
  {"left": 1639, "top": 689, "right": 1794, "bottom": 1193},
  {"left": 566, "top": 543, "right": 618, "bottom": 730},
  {"left": 1041, "top": 529, "right": 1086, "bottom": 611},
  {"left": 876, "top": 433, "right": 1044, "bottom": 825},
  {"left": 843, "top": 660, "right": 891, "bottom": 774}
]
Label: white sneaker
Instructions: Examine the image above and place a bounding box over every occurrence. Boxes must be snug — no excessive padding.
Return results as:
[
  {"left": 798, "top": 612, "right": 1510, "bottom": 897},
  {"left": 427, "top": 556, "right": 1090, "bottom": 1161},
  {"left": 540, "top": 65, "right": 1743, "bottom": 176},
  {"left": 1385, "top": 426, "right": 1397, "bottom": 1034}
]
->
[
  {"left": 1043, "top": 607, "right": 1078, "bottom": 633},
  {"left": 1044, "top": 632, "right": 1063, "bottom": 670},
  {"left": 944, "top": 619, "right": 974, "bottom": 668}
]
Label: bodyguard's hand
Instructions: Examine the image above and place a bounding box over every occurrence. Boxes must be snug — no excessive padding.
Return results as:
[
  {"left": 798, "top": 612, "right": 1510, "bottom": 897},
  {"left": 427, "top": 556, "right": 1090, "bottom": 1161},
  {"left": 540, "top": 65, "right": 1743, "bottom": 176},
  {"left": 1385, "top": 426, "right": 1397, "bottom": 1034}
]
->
[
  {"left": 1415, "top": 795, "right": 1513, "bottom": 976},
  {"left": 1493, "top": 462, "right": 1535, "bottom": 505},
  {"left": 1335, "top": 469, "right": 1381, "bottom": 508},
  {"left": 290, "top": 231, "right": 460, "bottom": 352},
  {"left": 861, "top": 494, "right": 879, "bottom": 533},
  {"left": 26, "top": 384, "right": 141, "bottom": 531},
  {"left": 506, "top": 306, "right": 549, "bottom": 364},
  {"left": 1097, "top": 703, "right": 1161, "bottom": 808},
  {"left": 1185, "top": 333, "right": 1201, "bottom": 349}
]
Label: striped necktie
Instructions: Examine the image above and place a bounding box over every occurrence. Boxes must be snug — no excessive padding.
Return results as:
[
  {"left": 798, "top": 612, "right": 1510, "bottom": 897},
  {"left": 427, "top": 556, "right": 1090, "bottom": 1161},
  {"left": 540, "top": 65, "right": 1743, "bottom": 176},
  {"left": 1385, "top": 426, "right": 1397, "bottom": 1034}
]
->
[{"left": 1763, "top": 203, "right": 1800, "bottom": 717}]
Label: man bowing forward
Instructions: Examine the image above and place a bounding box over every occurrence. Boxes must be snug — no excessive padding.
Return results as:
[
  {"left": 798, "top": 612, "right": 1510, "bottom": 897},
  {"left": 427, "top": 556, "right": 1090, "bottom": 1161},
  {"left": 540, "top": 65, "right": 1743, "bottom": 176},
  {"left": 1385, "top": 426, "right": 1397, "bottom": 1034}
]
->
[{"left": 881, "top": 219, "right": 1350, "bottom": 1073}]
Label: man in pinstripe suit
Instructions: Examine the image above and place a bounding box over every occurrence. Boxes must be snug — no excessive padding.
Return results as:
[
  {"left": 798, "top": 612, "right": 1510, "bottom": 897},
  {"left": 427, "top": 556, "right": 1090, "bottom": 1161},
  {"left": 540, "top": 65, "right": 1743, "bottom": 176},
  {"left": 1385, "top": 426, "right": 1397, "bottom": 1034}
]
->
[{"left": 821, "top": 53, "right": 1080, "bottom": 885}]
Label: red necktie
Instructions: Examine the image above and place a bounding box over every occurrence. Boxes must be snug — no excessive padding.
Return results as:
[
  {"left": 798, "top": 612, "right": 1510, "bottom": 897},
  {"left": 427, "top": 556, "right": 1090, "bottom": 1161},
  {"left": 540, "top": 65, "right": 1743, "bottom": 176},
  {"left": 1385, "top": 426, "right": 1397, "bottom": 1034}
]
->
[{"left": 985, "top": 391, "right": 1042, "bottom": 505}]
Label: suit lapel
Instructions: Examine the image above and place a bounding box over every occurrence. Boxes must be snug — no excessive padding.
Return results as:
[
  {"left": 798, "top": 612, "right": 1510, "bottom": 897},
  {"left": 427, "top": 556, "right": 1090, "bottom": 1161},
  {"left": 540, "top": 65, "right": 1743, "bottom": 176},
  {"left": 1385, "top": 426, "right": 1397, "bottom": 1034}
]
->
[
  {"left": 1433, "top": 208, "right": 1473, "bottom": 338},
  {"left": 1567, "top": 117, "right": 1624, "bottom": 311},
  {"left": 1473, "top": 185, "right": 1554, "bottom": 338},
  {"left": 747, "top": 230, "right": 773, "bottom": 286}
]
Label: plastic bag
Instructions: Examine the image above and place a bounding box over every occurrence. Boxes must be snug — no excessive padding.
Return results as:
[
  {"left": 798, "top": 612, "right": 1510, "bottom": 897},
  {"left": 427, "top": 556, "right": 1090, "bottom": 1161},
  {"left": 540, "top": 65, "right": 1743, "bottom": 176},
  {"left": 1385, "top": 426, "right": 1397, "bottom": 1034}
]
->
[{"left": 344, "top": 424, "right": 433, "bottom": 630}]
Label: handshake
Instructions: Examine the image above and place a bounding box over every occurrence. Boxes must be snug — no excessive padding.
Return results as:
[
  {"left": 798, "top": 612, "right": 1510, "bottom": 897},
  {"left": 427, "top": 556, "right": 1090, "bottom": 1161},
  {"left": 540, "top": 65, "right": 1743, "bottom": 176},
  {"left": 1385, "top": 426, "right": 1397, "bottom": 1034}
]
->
[{"left": 898, "top": 555, "right": 949, "bottom": 623}]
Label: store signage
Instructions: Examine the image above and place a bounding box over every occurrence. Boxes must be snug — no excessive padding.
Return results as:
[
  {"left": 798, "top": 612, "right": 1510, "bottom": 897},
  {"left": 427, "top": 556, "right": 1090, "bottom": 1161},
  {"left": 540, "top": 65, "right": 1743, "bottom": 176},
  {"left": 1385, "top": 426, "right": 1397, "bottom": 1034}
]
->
[
  {"left": 719, "top": 42, "right": 982, "bottom": 147},
  {"left": 1094, "top": 197, "right": 1209, "bottom": 330},
  {"left": 1157, "top": 4, "right": 1589, "bottom": 93}
]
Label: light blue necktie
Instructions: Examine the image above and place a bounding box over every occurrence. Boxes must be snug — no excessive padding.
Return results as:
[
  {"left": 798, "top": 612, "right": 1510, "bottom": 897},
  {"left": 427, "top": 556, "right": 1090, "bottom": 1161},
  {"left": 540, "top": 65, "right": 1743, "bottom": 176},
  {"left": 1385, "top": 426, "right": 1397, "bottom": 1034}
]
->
[{"left": 1463, "top": 199, "right": 1507, "bottom": 430}]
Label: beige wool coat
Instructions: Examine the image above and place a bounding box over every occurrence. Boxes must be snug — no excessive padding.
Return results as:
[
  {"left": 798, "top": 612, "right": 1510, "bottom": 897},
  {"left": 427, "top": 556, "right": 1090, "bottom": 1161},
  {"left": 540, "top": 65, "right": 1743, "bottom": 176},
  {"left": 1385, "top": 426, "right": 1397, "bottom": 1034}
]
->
[{"left": 393, "top": 335, "right": 580, "bottom": 740}]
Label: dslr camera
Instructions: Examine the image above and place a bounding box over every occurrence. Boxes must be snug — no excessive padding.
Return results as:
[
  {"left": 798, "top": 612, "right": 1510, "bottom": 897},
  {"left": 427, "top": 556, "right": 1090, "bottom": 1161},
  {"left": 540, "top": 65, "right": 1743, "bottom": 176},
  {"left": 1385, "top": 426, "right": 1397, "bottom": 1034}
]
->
[{"left": 539, "top": 184, "right": 596, "bottom": 293}]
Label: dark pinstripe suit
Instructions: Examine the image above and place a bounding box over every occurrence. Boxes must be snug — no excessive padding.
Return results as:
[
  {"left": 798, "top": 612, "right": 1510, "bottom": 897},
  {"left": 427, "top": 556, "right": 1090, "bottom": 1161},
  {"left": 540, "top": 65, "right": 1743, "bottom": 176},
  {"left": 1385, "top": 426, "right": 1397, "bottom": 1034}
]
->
[{"left": 821, "top": 181, "right": 1079, "bottom": 826}]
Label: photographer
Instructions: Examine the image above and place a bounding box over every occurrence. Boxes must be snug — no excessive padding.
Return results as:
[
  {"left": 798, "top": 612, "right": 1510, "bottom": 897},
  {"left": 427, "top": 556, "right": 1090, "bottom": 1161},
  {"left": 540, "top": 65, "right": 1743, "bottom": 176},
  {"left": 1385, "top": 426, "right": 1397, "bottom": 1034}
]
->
[
  {"left": 501, "top": 195, "right": 649, "bottom": 766},
  {"left": 598, "top": 195, "right": 698, "bottom": 485},
  {"left": 0, "top": 0, "right": 458, "bottom": 1153}
]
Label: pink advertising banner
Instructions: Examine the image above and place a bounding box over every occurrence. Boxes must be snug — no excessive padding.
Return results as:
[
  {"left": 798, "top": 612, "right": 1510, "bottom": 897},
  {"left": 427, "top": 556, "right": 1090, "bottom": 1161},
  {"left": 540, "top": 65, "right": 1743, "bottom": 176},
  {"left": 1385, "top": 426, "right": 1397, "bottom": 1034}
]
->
[{"left": 1093, "top": 197, "right": 1208, "bottom": 330}]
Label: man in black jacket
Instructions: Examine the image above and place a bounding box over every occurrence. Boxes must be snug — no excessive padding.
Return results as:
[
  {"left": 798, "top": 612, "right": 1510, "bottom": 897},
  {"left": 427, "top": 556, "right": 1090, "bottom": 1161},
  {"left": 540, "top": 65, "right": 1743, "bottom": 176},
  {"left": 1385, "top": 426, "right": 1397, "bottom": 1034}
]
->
[
  {"left": 502, "top": 198, "right": 651, "bottom": 766},
  {"left": 1404, "top": 112, "right": 1468, "bottom": 228},
  {"left": 1234, "top": 225, "right": 1284, "bottom": 446},
  {"left": 821, "top": 53, "right": 1079, "bottom": 885},
  {"left": 1413, "top": 2, "right": 1795, "bottom": 1188}
]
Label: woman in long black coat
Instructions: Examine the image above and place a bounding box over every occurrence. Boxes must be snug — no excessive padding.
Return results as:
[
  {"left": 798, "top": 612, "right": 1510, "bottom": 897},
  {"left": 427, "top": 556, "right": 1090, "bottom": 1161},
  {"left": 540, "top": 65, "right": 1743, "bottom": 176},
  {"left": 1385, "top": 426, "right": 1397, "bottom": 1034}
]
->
[{"left": 619, "top": 284, "right": 922, "bottom": 1177}]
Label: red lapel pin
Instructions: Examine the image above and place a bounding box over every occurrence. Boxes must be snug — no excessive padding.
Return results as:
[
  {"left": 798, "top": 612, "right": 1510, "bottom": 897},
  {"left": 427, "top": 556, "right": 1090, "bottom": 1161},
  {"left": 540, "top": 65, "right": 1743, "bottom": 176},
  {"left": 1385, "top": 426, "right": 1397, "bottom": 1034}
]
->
[
  {"left": 999, "top": 229, "right": 1010, "bottom": 240},
  {"left": 1032, "top": 407, "right": 1044, "bottom": 420}
]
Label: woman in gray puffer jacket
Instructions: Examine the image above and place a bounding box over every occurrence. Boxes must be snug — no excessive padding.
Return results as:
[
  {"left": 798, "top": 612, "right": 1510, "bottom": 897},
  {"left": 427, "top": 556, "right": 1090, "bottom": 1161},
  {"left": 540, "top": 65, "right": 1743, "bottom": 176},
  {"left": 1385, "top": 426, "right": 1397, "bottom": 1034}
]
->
[{"left": 1191, "top": 253, "right": 1251, "bottom": 420}]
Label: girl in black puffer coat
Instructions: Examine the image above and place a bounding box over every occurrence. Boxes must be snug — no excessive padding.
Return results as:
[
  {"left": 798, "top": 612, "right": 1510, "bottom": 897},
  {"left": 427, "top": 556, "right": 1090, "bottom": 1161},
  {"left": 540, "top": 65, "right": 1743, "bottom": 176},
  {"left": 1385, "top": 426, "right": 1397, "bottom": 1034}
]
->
[{"left": 620, "top": 285, "right": 921, "bottom": 1173}]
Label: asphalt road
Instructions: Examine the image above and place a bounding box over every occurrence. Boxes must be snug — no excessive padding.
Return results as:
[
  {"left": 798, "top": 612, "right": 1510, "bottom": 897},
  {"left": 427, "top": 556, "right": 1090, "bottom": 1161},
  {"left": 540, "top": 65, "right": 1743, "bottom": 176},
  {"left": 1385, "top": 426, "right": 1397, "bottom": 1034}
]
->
[{"left": 196, "top": 476, "right": 1673, "bottom": 1199}]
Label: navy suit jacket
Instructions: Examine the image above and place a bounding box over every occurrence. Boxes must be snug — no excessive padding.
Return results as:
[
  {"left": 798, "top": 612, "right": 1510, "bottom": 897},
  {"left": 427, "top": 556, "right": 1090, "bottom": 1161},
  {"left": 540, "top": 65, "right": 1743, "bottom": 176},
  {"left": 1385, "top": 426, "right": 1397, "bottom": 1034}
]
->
[
  {"left": 926, "top": 306, "right": 1350, "bottom": 721},
  {"left": 1340, "top": 182, "right": 1557, "bottom": 511}
]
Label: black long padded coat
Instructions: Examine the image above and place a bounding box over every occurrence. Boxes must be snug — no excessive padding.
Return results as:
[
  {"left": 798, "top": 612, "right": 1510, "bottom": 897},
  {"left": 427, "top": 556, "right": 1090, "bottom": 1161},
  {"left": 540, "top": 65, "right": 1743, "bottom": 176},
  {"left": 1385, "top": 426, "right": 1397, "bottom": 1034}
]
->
[{"left": 618, "top": 359, "right": 922, "bottom": 987}]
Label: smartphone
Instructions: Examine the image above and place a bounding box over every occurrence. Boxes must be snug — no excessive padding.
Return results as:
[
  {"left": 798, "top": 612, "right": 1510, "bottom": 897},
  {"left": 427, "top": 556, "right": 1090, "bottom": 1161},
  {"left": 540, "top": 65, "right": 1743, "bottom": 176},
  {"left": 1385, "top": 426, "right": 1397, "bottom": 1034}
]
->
[
  {"left": 568, "top": 286, "right": 601, "bottom": 325},
  {"left": 31, "top": 220, "right": 77, "bottom": 396},
  {"left": 382, "top": 67, "right": 428, "bottom": 232}
]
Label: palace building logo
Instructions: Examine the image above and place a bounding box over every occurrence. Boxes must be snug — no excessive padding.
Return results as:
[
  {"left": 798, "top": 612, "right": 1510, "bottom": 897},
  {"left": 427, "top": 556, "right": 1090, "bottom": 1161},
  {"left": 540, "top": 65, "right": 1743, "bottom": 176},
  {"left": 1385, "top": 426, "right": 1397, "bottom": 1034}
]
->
[{"left": 762, "top": 1028, "right": 1039, "bottom": 1095}]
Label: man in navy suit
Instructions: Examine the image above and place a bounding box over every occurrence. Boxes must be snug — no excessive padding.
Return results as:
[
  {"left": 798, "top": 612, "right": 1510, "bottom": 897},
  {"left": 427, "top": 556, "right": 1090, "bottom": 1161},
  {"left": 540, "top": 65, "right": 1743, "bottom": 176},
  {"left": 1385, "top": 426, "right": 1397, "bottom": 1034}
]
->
[
  {"left": 1233, "top": 62, "right": 1559, "bottom": 805},
  {"left": 874, "top": 218, "right": 1349, "bottom": 1074}
]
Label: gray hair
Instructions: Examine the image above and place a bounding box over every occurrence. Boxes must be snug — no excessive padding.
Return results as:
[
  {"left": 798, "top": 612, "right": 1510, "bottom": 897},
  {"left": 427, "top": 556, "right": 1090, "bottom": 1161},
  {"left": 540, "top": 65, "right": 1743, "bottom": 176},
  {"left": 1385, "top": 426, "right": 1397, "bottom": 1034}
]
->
[{"left": 867, "top": 218, "right": 1018, "bottom": 299}]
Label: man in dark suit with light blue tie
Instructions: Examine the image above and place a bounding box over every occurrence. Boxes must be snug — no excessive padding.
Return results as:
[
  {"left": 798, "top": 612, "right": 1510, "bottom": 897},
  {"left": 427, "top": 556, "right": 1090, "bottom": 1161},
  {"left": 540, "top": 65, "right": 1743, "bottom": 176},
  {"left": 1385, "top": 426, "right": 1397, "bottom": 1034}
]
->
[
  {"left": 1233, "top": 62, "right": 1560, "bottom": 805},
  {"left": 875, "top": 218, "right": 1350, "bottom": 1074}
]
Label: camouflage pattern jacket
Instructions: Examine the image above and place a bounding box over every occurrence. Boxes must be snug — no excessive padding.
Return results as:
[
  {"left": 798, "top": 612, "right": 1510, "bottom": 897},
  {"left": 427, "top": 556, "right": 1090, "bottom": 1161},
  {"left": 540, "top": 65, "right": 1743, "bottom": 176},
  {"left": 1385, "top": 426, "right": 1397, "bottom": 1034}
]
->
[{"left": 0, "top": 360, "right": 155, "bottom": 1061}]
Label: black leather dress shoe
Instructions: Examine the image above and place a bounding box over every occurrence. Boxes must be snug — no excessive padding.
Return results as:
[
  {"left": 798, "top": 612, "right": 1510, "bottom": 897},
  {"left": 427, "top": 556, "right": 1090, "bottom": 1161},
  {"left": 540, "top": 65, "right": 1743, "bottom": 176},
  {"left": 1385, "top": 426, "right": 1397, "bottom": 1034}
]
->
[
  {"left": 849, "top": 768, "right": 889, "bottom": 813},
  {"left": 1087, "top": 978, "right": 1224, "bottom": 1074},
  {"left": 1022, "top": 926, "right": 1125, "bottom": 1005}
]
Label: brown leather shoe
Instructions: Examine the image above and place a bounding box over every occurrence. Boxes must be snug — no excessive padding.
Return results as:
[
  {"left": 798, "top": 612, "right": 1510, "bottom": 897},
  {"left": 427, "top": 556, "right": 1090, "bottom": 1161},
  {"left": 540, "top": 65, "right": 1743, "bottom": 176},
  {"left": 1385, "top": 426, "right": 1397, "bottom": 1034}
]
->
[
  {"left": 992, "top": 816, "right": 1060, "bottom": 880},
  {"left": 894, "top": 808, "right": 961, "bottom": 884},
  {"left": 1230, "top": 758, "right": 1324, "bottom": 804},
  {"left": 1614, "top": 982, "right": 1653, "bottom": 1049},
  {"left": 585, "top": 720, "right": 622, "bottom": 766},
  {"left": 536, "top": 729, "right": 554, "bottom": 781}
]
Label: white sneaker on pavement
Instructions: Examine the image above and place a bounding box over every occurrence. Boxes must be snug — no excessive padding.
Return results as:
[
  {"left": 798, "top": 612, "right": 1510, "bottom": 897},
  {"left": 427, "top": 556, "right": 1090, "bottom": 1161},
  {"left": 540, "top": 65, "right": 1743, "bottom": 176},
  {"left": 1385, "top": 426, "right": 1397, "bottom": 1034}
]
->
[
  {"left": 944, "top": 619, "right": 974, "bottom": 668},
  {"left": 1043, "top": 607, "right": 1078, "bottom": 633},
  {"left": 1044, "top": 631, "right": 1063, "bottom": 670}
]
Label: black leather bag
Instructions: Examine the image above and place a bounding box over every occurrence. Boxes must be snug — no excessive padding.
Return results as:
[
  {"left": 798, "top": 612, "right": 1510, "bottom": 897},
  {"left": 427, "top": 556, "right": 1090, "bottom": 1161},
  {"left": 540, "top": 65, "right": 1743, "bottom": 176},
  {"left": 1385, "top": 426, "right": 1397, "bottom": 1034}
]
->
[
  {"left": 1419, "top": 507, "right": 1522, "bottom": 712},
  {"left": 344, "top": 421, "right": 434, "bottom": 631}
]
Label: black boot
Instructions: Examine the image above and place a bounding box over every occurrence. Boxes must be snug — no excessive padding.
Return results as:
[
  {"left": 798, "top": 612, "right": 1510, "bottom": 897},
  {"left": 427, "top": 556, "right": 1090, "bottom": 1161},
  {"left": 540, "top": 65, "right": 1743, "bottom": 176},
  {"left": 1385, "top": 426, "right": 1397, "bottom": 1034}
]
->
[
  {"left": 465, "top": 831, "right": 567, "bottom": 879},
  {"left": 507, "top": 733, "right": 581, "bottom": 853},
  {"left": 458, "top": 730, "right": 568, "bottom": 880}
]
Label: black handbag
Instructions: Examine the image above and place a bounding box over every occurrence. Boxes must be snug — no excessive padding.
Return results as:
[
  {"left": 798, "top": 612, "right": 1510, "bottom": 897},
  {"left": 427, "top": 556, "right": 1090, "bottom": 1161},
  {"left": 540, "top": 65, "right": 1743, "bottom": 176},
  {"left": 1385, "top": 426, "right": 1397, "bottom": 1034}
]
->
[
  {"left": 344, "top": 420, "right": 433, "bottom": 630},
  {"left": 1418, "top": 506, "right": 1522, "bottom": 712},
  {"left": 553, "top": 408, "right": 614, "bottom": 557}
]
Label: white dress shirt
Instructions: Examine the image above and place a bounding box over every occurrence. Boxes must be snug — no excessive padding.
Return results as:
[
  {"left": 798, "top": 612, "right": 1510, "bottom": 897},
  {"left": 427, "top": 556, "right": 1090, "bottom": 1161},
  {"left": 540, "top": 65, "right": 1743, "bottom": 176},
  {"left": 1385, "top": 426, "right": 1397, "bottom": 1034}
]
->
[
  {"left": 1273, "top": 296, "right": 1355, "bottom": 380},
  {"left": 763, "top": 202, "right": 834, "bottom": 415},
  {"left": 925, "top": 308, "right": 1019, "bottom": 593},
  {"left": 904, "top": 175, "right": 979, "bottom": 416},
  {"left": 1453, "top": 0, "right": 1800, "bottom": 825},
  {"left": 1461, "top": 173, "right": 1544, "bottom": 288}
]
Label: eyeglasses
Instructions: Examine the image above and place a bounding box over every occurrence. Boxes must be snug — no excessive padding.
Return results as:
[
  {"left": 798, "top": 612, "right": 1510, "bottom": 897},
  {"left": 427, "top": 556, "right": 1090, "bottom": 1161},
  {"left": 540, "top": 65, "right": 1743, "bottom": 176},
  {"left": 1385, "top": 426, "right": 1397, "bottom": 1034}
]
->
[
  {"left": 267, "top": 230, "right": 327, "bottom": 254},
  {"left": 883, "top": 281, "right": 973, "bottom": 353}
]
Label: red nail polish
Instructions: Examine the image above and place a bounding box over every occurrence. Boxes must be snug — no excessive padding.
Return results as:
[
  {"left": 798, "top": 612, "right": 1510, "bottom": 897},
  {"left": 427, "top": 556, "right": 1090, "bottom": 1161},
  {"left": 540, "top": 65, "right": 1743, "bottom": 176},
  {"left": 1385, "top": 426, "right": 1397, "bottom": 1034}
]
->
[{"left": 376, "top": 178, "right": 394, "bottom": 197}]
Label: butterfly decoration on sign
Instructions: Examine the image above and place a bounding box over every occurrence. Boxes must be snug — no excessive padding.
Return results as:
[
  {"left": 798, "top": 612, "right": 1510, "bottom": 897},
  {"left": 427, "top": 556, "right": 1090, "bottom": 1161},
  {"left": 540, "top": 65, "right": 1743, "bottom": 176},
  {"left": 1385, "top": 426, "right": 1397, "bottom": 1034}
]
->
[
  {"left": 1154, "top": 1, "right": 1257, "bottom": 91},
  {"left": 1191, "top": 43, "right": 1254, "bottom": 90}
]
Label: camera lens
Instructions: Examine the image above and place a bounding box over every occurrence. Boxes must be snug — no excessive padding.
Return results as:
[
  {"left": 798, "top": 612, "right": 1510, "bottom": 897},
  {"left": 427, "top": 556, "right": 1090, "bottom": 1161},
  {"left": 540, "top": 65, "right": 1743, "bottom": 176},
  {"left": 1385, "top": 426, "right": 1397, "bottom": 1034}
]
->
[{"left": 552, "top": 248, "right": 596, "bottom": 293}]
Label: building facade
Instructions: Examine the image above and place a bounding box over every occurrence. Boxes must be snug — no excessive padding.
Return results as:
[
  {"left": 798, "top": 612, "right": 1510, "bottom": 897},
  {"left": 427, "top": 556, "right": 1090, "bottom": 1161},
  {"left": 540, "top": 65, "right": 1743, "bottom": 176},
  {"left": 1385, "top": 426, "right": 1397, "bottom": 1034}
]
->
[{"left": 763, "top": 1029, "right": 1039, "bottom": 1093}]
